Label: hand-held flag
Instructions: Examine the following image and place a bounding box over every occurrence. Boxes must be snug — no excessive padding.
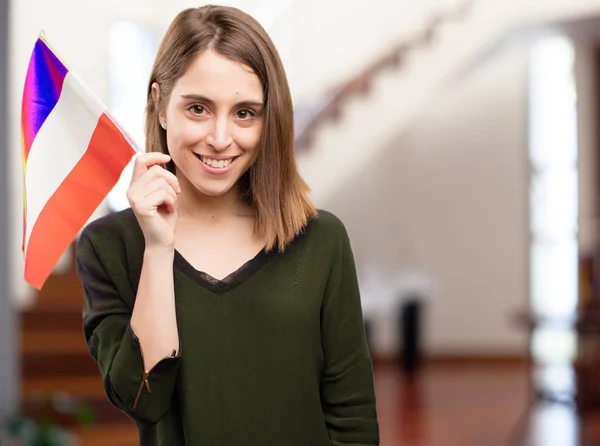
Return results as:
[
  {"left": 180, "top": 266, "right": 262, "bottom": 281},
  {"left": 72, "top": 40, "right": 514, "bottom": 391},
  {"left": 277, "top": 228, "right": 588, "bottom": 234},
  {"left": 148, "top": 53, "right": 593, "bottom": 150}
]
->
[{"left": 22, "top": 34, "right": 136, "bottom": 290}]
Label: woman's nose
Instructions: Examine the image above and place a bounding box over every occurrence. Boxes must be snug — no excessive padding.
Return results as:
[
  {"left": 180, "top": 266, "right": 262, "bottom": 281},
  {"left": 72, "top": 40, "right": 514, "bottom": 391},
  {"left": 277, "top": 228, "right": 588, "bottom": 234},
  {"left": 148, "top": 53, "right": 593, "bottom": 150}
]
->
[{"left": 205, "top": 116, "right": 233, "bottom": 151}]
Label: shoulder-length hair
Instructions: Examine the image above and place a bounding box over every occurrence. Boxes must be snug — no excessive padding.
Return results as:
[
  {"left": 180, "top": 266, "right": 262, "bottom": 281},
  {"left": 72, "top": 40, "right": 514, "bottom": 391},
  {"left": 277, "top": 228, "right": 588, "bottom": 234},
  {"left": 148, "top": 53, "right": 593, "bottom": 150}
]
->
[{"left": 145, "top": 5, "right": 317, "bottom": 252}]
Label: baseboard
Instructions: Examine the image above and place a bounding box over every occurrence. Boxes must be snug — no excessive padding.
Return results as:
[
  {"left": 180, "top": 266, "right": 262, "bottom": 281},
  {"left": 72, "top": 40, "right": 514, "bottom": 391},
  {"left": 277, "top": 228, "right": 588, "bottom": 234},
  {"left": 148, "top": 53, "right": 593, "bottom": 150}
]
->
[
  {"left": 372, "top": 353, "right": 528, "bottom": 368},
  {"left": 425, "top": 353, "right": 528, "bottom": 366}
]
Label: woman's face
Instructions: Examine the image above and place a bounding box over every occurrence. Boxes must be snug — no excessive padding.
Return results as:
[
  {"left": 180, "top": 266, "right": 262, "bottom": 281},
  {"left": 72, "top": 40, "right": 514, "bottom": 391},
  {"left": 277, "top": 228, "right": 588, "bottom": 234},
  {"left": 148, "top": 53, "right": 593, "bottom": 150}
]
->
[{"left": 159, "top": 50, "right": 264, "bottom": 198}]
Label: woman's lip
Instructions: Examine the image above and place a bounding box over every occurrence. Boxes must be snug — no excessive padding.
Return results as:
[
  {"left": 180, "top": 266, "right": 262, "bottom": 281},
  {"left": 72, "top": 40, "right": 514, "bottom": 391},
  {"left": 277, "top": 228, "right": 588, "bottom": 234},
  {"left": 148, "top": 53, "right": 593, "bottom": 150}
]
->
[
  {"left": 195, "top": 154, "right": 237, "bottom": 175},
  {"left": 195, "top": 154, "right": 239, "bottom": 161}
]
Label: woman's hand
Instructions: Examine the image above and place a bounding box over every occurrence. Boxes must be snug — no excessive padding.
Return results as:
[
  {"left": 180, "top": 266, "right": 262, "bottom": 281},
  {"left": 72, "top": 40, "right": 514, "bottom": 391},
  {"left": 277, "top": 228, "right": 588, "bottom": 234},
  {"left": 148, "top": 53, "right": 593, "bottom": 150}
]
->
[{"left": 127, "top": 153, "right": 181, "bottom": 250}]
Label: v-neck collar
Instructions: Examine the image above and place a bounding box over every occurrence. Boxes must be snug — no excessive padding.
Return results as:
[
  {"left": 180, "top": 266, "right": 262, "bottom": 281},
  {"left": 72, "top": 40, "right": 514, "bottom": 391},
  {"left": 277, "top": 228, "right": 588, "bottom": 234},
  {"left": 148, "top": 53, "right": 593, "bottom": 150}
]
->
[
  {"left": 173, "top": 247, "right": 279, "bottom": 294},
  {"left": 172, "top": 213, "right": 320, "bottom": 294}
]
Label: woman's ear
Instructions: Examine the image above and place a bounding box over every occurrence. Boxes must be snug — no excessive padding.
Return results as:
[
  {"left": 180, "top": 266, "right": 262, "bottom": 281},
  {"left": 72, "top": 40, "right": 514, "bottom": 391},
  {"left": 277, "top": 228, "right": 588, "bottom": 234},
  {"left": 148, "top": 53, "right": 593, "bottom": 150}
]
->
[
  {"left": 151, "top": 82, "right": 161, "bottom": 104},
  {"left": 151, "top": 82, "right": 165, "bottom": 122}
]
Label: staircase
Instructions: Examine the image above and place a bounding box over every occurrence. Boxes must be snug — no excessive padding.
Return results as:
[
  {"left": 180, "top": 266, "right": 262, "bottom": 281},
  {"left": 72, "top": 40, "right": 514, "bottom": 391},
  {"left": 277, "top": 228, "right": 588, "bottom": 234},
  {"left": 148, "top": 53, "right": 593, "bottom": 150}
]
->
[
  {"left": 19, "top": 244, "right": 138, "bottom": 446},
  {"left": 293, "top": 0, "right": 600, "bottom": 205},
  {"left": 293, "top": 0, "right": 474, "bottom": 151}
]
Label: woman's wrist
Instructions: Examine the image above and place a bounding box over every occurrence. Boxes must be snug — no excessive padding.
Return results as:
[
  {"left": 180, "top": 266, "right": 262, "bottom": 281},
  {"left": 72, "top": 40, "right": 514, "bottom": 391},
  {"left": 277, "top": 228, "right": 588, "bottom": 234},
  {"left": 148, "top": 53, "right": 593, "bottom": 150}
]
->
[{"left": 144, "top": 243, "right": 176, "bottom": 258}]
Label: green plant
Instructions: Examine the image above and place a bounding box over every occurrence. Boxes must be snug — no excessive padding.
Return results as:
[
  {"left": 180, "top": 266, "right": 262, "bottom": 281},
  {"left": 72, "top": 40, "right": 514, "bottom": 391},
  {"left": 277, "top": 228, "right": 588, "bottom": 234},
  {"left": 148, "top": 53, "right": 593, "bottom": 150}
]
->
[{"left": 1, "top": 392, "right": 94, "bottom": 446}]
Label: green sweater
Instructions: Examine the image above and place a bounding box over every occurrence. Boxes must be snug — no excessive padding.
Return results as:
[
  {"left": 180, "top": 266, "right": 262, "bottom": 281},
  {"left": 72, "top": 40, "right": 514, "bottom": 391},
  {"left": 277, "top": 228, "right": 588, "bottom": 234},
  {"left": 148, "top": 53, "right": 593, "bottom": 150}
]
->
[{"left": 76, "top": 208, "right": 379, "bottom": 445}]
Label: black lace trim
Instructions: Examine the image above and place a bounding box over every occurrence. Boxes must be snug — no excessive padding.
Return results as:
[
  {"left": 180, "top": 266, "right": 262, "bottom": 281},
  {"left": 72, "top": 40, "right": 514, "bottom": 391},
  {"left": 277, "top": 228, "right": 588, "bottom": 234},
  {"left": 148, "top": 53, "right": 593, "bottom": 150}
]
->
[
  {"left": 174, "top": 247, "right": 278, "bottom": 294},
  {"left": 173, "top": 213, "right": 319, "bottom": 294}
]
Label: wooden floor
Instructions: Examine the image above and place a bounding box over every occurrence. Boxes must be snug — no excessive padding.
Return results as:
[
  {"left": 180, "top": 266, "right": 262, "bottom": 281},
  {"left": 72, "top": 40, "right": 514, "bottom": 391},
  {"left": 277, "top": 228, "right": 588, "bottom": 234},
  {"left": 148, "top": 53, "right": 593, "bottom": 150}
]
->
[
  {"left": 44, "top": 361, "right": 600, "bottom": 445},
  {"left": 376, "top": 361, "right": 600, "bottom": 446},
  {"left": 377, "top": 361, "right": 531, "bottom": 446}
]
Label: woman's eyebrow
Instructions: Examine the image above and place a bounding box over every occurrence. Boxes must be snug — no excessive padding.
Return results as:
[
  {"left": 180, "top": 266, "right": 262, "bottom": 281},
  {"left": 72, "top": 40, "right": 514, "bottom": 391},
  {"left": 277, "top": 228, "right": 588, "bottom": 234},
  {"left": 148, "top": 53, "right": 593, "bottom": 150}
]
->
[{"left": 180, "top": 93, "right": 263, "bottom": 108}]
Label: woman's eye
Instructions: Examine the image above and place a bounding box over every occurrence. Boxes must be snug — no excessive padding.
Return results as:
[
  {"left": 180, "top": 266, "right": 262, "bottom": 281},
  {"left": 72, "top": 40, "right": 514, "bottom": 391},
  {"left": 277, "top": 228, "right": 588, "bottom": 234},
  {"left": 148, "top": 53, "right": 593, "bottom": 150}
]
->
[
  {"left": 236, "top": 109, "right": 255, "bottom": 119},
  {"left": 188, "top": 105, "right": 205, "bottom": 115}
]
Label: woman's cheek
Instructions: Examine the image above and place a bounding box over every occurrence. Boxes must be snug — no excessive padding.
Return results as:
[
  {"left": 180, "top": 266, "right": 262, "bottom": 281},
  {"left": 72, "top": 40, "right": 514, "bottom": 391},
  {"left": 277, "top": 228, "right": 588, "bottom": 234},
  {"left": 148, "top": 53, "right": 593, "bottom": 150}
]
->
[{"left": 238, "top": 126, "right": 263, "bottom": 151}]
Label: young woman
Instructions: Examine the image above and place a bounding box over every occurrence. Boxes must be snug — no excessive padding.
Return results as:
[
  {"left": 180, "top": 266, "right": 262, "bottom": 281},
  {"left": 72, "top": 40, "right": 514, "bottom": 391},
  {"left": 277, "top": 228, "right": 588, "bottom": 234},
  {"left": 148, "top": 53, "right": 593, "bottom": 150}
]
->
[{"left": 76, "top": 5, "right": 379, "bottom": 445}]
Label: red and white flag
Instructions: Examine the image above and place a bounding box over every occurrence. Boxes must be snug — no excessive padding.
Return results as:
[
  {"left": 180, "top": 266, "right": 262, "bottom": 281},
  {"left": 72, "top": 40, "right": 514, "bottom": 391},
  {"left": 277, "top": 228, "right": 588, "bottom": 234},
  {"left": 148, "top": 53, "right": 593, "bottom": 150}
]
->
[{"left": 21, "top": 35, "right": 136, "bottom": 289}]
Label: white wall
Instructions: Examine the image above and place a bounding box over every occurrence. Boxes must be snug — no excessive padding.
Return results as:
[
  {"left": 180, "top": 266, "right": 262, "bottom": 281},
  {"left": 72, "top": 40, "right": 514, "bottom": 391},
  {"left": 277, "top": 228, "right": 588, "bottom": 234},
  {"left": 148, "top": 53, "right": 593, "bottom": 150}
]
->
[{"left": 325, "top": 41, "right": 531, "bottom": 355}]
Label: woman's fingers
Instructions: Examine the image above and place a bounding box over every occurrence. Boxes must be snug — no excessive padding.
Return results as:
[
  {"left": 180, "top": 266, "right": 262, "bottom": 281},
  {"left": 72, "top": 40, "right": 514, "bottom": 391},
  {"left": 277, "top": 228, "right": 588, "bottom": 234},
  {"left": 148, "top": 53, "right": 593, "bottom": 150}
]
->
[
  {"left": 128, "top": 170, "right": 179, "bottom": 214},
  {"left": 130, "top": 153, "right": 180, "bottom": 194},
  {"left": 126, "top": 153, "right": 179, "bottom": 248},
  {"left": 129, "top": 187, "right": 177, "bottom": 216},
  {"left": 146, "top": 189, "right": 177, "bottom": 214},
  {"left": 133, "top": 164, "right": 181, "bottom": 194},
  {"left": 130, "top": 152, "right": 172, "bottom": 183},
  {"left": 141, "top": 178, "right": 178, "bottom": 203}
]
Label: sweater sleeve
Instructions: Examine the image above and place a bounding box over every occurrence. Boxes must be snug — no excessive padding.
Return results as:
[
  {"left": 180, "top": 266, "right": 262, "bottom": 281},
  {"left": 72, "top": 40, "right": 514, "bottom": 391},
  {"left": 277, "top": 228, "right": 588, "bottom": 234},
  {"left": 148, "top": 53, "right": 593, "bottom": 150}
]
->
[
  {"left": 76, "top": 227, "right": 181, "bottom": 425},
  {"left": 320, "top": 222, "right": 380, "bottom": 445}
]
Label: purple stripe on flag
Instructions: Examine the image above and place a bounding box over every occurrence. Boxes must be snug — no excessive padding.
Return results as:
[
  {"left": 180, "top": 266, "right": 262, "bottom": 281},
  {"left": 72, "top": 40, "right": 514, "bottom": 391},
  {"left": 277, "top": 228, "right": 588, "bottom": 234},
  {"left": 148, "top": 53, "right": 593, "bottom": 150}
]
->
[{"left": 21, "top": 38, "right": 68, "bottom": 159}]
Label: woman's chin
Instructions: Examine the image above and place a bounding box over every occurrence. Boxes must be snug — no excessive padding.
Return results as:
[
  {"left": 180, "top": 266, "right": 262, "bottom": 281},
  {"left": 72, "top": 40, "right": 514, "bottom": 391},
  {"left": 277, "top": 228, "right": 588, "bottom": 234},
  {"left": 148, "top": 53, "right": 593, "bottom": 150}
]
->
[{"left": 191, "top": 181, "right": 236, "bottom": 198}]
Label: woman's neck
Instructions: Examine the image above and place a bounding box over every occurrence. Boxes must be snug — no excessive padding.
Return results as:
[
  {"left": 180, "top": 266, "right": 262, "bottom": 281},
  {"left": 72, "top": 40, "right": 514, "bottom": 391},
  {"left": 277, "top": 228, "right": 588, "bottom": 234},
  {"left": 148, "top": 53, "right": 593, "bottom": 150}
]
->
[{"left": 176, "top": 178, "right": 253, "bottom": 223}]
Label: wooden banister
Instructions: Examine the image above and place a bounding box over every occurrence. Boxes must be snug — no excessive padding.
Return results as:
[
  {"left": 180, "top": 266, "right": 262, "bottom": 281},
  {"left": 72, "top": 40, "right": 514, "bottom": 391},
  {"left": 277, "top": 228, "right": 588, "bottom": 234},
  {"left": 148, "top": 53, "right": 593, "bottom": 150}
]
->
[{"left": 294, "top": 0, "right": 475, "bottom": 151}]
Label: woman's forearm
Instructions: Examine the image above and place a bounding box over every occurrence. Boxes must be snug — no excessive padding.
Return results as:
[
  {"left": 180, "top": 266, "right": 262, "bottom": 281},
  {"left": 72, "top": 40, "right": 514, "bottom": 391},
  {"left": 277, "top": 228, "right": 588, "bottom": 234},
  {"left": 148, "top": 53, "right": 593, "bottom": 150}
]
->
[{"left": 130, "top": 246, "right": 179, "bottom": 371}]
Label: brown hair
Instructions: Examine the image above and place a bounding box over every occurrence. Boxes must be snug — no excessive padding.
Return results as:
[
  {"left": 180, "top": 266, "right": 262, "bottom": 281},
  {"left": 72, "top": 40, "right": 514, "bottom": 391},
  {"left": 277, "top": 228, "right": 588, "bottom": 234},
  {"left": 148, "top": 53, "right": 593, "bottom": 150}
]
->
[{"left": 145, "top": 5, "right": 317, "bottom": 252}]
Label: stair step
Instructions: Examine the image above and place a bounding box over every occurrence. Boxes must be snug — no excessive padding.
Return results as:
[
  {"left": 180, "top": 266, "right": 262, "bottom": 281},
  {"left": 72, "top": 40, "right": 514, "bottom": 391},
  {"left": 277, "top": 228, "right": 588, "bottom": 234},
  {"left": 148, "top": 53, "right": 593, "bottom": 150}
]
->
[
  {"left": 31, "top": 294, "right": 83, "bottom": 311},
  {"left": 38, "top": 274, "right": 82, "bottom": 299},
  {"left": 23, "top": 375, "right": 105, "bottom": 400},
  {"left": 72, "top": 423, "right": 138, "bottom": 446},
  {"left": 18, "top": 245, "right": 138, "bottom": 446},
  {"left": 22, "top": 330, "right": 89, "bottom": 355},
  {"left": 22, "top": 394, "right": 132, "bottom": 425},
  {"left": 23, "top": 353, "right": 99, "bottom": 377},
  {"left": 21, "top": 308, "right": 84, "bottom": 331}
]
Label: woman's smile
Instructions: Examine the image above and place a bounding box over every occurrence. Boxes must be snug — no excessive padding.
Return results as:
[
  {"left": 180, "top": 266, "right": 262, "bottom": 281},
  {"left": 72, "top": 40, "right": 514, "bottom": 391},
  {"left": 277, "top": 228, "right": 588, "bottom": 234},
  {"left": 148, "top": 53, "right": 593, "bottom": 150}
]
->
[{"left": 195, "top": 153, "right": 240, "bottom": 175}]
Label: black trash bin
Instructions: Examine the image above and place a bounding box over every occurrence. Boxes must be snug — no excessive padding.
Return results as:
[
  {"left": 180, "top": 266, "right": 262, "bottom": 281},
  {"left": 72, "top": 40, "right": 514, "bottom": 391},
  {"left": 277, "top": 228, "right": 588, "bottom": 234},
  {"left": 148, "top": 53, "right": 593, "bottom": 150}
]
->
[{"left": 399, "top": 296, "right": 423, "bottom": 373}]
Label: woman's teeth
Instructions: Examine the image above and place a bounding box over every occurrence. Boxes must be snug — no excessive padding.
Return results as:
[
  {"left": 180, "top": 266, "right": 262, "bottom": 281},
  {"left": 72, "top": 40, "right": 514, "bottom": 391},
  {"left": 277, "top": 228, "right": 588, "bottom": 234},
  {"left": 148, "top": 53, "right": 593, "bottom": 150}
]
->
[{"left": 200, "top": 156, "right": 234, "bottom": 169}]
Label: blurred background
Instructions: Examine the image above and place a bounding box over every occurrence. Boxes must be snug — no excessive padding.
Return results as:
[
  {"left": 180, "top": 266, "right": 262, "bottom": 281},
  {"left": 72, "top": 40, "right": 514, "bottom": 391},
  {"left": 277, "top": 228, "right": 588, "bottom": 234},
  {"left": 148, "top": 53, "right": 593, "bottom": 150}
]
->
[{"left": 4, "top": 0, "right": 600, "bottom": 444}]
